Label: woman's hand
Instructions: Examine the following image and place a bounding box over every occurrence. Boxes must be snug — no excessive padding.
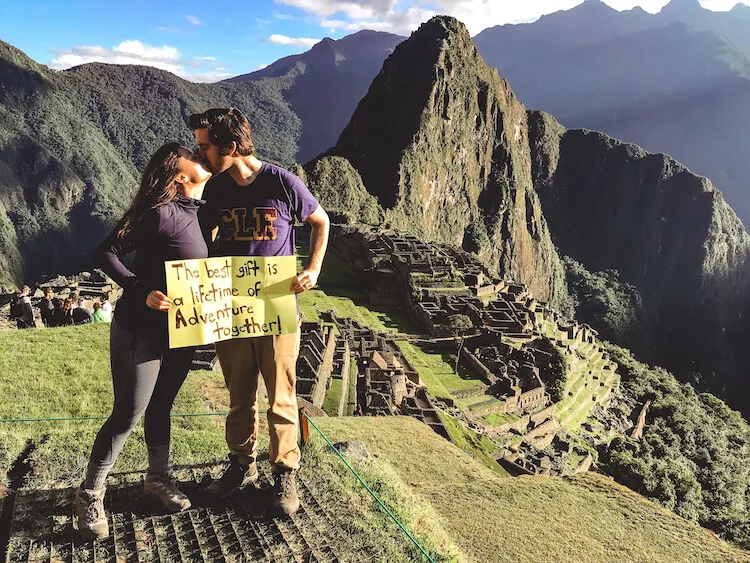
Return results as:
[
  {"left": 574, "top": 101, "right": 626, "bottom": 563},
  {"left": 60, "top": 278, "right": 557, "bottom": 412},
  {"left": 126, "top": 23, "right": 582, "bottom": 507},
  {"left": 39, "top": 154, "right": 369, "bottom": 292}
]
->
[{"left": 146, "top": 290, "right": 173, "bottom": 311}]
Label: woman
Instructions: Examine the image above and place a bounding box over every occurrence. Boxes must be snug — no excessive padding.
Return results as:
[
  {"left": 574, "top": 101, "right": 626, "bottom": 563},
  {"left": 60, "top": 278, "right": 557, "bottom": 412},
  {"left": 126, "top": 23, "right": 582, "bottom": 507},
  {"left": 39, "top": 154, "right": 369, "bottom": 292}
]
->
[
  {"left": 75, "top": 143, "right": 211, "bottom": 540},
  {"left": 49, "top": 297, "right": 65, "bottom": 327},
  {"left": 91, "top": 301, "right": 107, "bottom": 323}
]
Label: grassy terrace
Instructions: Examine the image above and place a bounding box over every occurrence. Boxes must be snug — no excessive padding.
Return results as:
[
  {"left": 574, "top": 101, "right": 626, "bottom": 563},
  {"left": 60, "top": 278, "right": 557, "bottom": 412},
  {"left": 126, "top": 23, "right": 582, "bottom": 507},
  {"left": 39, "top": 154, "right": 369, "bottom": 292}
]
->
[
  {"left": 437, "top": 411, "right": 508, "bottom": 477},
  {"left": 536, "top": 318, "right": 620, "bottom": 430},
  {"left": 322, "top": 377, "right": 344, "bottom": 417},
  {"left": 314, "top": 416, "right": 749, "bottom": 563}
]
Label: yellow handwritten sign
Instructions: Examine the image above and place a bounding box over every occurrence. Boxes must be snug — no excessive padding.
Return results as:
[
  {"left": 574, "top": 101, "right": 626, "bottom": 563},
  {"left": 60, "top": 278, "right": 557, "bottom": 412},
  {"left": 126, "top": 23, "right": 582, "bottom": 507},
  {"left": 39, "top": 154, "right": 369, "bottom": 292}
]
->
[{"left": 165, "top": 256, "right": 297, "bottom": 349}]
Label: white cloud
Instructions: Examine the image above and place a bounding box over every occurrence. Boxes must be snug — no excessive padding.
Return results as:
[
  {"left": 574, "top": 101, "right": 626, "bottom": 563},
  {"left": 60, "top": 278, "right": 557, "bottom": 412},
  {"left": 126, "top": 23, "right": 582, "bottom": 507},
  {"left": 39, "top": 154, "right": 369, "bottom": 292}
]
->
[
  {"left": 273, "top": 12, "right": 295, "bottom": 20},
  {"left": 317, "top": 4, "right": 435, "bottom": 35},
  {"left": 186, "top": 15, "right": 201, "bottom": 25},
  {"left": 50, "top": 40, "right": 232, "bottom": 83},
  {"left": 257, "top": 63, "right": 270, "bottom": 70},
  {"left": 263, "top": 34, "right": 322, "bottom": 48},
  {"left": 185, "top": 71, "right": 234, "bottom": 82},
  {"left": 275, "top": 0, "right": 394, "bottom": 19},
  {"left": 276, "top": 0, "right": 750, "bottom": 36},
  {"left": 51, "top": 40, "right": 182, "bottom": 73}
]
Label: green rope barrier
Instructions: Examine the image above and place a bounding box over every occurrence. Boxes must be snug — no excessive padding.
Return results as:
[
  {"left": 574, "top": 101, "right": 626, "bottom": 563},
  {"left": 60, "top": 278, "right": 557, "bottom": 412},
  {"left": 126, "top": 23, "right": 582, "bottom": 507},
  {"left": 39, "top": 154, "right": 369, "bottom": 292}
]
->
[
  {"left": 302, "top": 413, "right": 437, "bottom": 563},
  {"left": 0, "top": 411, "right": 282, "bottom": 424}
]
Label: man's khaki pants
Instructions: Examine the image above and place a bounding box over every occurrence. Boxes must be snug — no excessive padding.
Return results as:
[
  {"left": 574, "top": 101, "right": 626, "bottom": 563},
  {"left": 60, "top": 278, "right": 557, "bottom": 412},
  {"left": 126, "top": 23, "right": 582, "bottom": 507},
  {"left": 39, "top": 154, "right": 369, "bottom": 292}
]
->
[{"left": 216, "top": 326, "right": 301, "bottom": 470}]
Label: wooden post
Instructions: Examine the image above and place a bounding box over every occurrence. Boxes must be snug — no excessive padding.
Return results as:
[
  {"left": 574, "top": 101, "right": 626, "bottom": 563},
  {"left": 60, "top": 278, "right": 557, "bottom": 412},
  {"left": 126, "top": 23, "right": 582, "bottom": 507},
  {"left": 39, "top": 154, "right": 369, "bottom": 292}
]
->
[{"left": 299, "top": 408, "right": 310, "bottom": 445}]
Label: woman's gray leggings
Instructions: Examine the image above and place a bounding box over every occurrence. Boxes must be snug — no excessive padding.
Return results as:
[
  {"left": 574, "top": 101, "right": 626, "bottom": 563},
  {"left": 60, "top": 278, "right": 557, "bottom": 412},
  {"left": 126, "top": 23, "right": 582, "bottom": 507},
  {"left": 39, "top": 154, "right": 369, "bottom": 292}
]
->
[{"left": 84, "top": 319, "right": 195, "bottom": 490}]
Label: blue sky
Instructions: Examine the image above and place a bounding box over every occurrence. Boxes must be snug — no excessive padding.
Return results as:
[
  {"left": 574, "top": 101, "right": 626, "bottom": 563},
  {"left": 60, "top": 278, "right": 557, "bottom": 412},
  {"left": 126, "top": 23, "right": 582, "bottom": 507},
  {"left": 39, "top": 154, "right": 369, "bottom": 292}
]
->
[{"left": 1, "top": 0, "right": 747, "bottom": 82}]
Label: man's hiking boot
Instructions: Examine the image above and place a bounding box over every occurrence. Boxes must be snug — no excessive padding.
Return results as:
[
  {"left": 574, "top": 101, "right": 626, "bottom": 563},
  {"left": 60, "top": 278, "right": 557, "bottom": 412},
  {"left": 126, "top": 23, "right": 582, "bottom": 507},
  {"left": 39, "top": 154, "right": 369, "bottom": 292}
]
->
[
  {"left": 144, "top": 470, "right": 191, "bottom": 512},
  {"left": 75, "top": 484, "right": 109, "bottom": 540},
  {"left": 204, "top": 455, "right": 258, "bottom": 502},
  {"left": 272, "top": 468, "right": 300, "bottom": 517}
]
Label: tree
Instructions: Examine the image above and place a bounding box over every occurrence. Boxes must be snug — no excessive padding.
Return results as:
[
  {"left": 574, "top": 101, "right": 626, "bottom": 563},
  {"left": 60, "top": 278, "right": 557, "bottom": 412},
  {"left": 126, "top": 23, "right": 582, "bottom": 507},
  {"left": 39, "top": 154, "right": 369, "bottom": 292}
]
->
[{"left": 447, "top": 314, "right": 473, "bottom": 373}]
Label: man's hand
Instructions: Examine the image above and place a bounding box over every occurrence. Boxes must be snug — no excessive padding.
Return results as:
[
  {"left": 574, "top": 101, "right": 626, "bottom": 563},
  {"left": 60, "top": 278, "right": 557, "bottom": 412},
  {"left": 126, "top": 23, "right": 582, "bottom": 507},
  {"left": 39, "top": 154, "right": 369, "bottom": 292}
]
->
[
  {"left": 146, "top": 290, "right": 173, "bottom": 311},
  {"left": 291, "top": 268, "right": 319, "bottom": 293}
]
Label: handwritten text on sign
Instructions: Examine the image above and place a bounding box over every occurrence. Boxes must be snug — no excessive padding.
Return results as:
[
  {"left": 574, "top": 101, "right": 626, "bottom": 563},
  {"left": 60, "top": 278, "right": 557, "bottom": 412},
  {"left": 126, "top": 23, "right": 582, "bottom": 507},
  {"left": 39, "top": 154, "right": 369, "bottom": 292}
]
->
[{"left": 165, "top": 256, "right": 297, "bottom": 348}]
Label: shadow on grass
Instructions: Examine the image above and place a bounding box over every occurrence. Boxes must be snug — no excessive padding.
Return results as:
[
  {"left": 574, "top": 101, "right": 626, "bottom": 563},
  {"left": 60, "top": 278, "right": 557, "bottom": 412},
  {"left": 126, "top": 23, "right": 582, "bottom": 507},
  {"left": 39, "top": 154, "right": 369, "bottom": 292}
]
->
[{"left": 6, "top": 462, "right": 331, "bottom": 563}]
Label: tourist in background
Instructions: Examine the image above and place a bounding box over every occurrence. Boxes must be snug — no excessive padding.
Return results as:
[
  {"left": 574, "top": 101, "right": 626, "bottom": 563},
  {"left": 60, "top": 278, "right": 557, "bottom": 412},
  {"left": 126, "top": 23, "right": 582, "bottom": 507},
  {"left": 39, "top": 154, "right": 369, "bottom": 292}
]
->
[
  {"left": 91, "top": 301, "right": 107, "bottom": 323},
  {"left": 74, "top": 143, "right": 211, "bottom": 540},
  {"left": 48, "top": 297, "right": 64, "bottom": 327},
  {"left": 38, "top": 288, "right": 55, "bottom": 327},
  {"left": 10, "top": 285, "right": 34, "bottom": 329},
  {"left": 99, "top": 293, "right": 112, "bottom": 322},
  {"left": 61, "top": 297, "right": 75, "bottom": 326},
  {"left": 72, "top": 298, "right": 93, "bottom": 325}
]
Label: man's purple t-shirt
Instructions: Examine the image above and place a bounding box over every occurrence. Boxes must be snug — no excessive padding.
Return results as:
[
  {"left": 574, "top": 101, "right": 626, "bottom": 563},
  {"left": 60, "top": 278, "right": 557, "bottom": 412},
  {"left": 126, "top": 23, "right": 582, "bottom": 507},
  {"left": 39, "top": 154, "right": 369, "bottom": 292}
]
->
[{"left": 199, "top": 162, "right": 319, "bottom": 258}]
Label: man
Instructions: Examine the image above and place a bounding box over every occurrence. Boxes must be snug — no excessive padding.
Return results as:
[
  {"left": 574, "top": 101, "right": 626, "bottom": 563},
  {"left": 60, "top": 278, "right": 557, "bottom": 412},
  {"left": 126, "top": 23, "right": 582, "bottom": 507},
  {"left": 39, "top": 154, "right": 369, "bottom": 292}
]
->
[
  {"left": 99, "top": 293, "right": 112, "bottom": 322},
  {"left": 190, "top": 108, "right": 330, "bottom": 516},
  {"left": 72, "top": 298, "right": 93, "bottom": 325},
  {"left": 10, "top": 285, "right": 34, "bottom": 329},
  {"left": 38, "top": 287, "right": 55, "bottom": 327}
]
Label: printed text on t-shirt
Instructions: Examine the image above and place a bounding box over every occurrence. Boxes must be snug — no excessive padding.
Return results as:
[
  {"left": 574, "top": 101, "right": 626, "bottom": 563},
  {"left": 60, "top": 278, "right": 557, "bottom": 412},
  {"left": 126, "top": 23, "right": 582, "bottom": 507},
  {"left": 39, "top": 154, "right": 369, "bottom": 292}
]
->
[{"left": 219, "top": 207, "right": 279, "bottom": 241}]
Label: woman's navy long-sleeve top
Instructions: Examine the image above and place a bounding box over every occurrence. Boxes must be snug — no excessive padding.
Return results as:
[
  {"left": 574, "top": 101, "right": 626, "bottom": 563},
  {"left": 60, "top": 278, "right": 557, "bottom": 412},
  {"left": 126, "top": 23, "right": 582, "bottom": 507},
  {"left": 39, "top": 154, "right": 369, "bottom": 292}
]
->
[{"left": 92, "top": 195, "right": 208, "bottom": 344}]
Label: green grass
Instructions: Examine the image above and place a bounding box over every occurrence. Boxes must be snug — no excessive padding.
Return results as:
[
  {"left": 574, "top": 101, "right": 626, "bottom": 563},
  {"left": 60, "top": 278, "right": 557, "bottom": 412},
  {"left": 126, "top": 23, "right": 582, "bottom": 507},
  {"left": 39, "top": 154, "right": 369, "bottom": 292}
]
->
[
  {"left": 346, "top": 355, "right": 358, "bottom": 414},
  {"left": 397, "top": 342, "right": 484, "bottom": 397},
  {"left": 481, "top": 411, "right": 520, "bottom": 426},
  {"left": 298, "top": 288, "right": 393, "bottom": 330},
  {"left": 0, "top": 324, "right": 239, "bottom": 488},
  {"left": 304, "top": 433, "right": 461, "bottom": 562},
  {"left": 322, "top": 377, "right": 344, "bottom": 417},
  {"left": 437, "top": 411, "right": 508, "bottom": 477},
  {"left": 312, "top": 416, "right": 750, "bottom": 563}
]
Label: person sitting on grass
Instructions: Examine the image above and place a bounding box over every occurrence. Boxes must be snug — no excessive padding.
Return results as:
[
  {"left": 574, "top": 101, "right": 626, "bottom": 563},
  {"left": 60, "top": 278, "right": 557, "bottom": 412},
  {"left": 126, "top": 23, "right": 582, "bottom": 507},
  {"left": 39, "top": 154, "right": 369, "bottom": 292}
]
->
[
  {"left": 72, "top": 298, "right": 93, "bottom": 325},
  {"left": 38, "top": 287, "right": 55, "bottom": 327},
  {"left": 74, "top": 143, "right": 211, "bottom": 541},
  {"left": 60, "top": 297, "right": 76, "bottom": 326},
  {"left": 99, "top": 293, "right": 112, "bottom": 322},
  {"left": 91, "top": 301, "right": 107, "bottom": 323}
]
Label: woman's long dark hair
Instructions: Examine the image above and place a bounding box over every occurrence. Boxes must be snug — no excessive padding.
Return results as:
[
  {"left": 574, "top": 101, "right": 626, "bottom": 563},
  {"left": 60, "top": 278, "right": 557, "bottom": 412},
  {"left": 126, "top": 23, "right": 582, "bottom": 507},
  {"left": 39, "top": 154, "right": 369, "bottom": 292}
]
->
[{"left": 114, "top": 142, "right": 193, "bottom": 238}]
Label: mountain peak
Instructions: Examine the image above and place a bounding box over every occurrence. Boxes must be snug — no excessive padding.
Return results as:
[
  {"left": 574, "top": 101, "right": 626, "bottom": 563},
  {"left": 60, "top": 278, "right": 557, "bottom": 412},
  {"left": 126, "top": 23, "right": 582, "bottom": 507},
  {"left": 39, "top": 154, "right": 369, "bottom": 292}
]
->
[
  {"left": 660, "top": 0, "right": 706, "bottom": 16},
  {"left": 551, "top": 0, "right": 618, "bottom": 19},
  {"left": 730, "top": 2, "right": 750, "bottom": 17},
  {"left": 411, "top": 15, "right": 470, "bottom": 41}
]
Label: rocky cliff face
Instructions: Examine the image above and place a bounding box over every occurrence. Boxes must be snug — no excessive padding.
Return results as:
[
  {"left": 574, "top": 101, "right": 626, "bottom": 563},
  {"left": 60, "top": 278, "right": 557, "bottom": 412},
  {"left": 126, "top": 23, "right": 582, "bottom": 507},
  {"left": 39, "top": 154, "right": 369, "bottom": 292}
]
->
[
  {"left": 529, "top": 109, "right": 750, "bottom": 408},
  {"left": 327, "top": 16, "right": 570, "bottom": 310}
]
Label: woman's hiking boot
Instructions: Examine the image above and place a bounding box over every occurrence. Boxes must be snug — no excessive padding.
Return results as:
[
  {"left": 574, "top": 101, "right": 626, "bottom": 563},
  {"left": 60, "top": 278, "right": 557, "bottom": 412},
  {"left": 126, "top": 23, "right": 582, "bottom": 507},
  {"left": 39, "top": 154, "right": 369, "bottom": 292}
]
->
[
  {"left": 204, "top": 454, "right": 259, "bottom": 503},
  {"left": 75, "top": 484, "right": 109, "bottom": 540},
  {"left": 144, "top": 470, "right": 191, "bottom": 512},
  {"left": 272, "top": 468, "right": 299, "bottom": 517}
]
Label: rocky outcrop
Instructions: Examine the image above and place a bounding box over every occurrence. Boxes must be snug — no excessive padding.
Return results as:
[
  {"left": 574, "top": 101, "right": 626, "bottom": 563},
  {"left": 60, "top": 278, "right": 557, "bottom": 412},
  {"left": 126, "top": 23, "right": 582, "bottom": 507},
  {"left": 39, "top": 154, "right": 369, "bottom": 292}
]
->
[
  {"left": 326, "top": 16, "right": 570, "bottom": 311},
  {"left": 294, "top": 156, "right": 383, "bottom": 226}
]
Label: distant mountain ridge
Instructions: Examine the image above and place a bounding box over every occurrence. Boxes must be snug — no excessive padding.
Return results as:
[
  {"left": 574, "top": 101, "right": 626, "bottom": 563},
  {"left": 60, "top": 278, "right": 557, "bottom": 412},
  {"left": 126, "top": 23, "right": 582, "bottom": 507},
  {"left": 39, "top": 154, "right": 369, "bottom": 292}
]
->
[
  {"left": 474, "top": 0, "right": 750, "bottom": 224},
  {"left": 226, "top": 30, "right": 405, "bottom": 162}
]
